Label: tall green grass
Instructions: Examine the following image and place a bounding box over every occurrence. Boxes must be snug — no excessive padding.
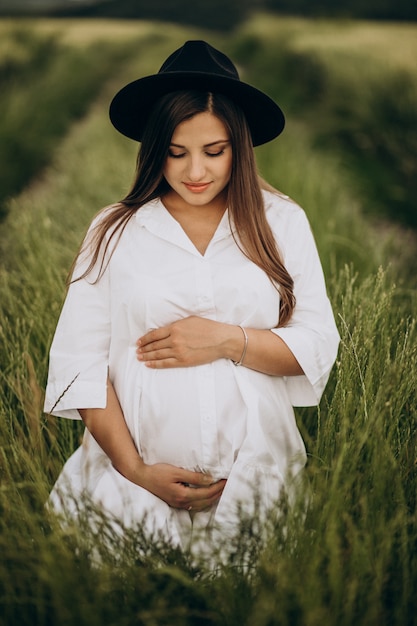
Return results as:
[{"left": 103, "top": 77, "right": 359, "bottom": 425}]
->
[
  {"left": 0, "top": 23, "right": 142, "bottom": 220},
  {"left": 0, "top": 18, "right": 416, "bottom": 626},
  {"left": 226, "top": 18, "right": 417, "bottom": 229}
]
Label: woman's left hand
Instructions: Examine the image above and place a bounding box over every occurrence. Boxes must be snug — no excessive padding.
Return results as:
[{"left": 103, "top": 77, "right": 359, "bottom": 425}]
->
[{"left": 136, "top": 316, "right": 237, "bottom": 368}]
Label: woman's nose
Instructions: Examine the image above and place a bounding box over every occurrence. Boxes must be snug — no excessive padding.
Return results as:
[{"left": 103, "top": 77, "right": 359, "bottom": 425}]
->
[{"left": 187, "top": 156, "right": 205, "bottom": 181}]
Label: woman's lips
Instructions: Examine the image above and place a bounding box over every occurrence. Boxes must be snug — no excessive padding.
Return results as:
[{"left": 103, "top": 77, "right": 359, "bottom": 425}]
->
[{"left": 183, "top": 182, "right": 211, "bottom": 193}]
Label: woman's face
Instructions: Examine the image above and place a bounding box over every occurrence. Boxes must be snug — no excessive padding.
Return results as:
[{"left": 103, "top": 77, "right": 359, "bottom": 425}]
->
[{"left": 162, "top": 111, "right": 232, "bottom": 210}]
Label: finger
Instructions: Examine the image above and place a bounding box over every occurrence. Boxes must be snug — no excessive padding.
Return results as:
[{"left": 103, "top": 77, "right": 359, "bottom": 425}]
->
[
  {"left": 204, "top": 479, "right": 226, "bottom": 499},
  {"left": 186, "top": 480, "right": 226, "bottom": 503},
  {"left": 139, "top": 337, "right": 176, "bottom": 356},
  {"left": 143, "top": 357, "right": 180, "bottom": 369},
  {"left": 176, "top": 480, "right": 226, "bottom": 511},
  {"left": 137, "top": 345, "right": 172, "bottom": 359},
  {"left": 137, "top": 327, "right": 169, "bottom": 348},
  {"left": 183, "top": 481, "right": 225, "bottom": 496},
  {"left": 187, "top": 485, "right": 226, "bottom": 511},
  {"left": 177, "top": 469, "right": 216, "bottom": 487}
]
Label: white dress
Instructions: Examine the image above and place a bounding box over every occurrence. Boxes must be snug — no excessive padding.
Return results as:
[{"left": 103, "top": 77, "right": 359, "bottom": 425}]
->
[{"left": 44, "top": 190, "right": 340, "bottom": 549}]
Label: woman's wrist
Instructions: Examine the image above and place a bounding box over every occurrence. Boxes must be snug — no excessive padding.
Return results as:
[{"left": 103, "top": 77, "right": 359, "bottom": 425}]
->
[
  {"left": 222, "top": 323, "right": 249, "bottom": 364},
  {"left": 233, "top": 325, "right": 248, "bottom": 366},
  {"left": 116, "top": 455, "right": 147, "bottom": 487}
]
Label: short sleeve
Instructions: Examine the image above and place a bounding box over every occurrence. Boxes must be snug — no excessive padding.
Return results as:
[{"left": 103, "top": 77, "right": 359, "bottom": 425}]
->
[
  {"left": 43, "top": 226, "right": 111, "bottom": 420},
  {"left": 271, "top": 207, "right": 339, "bottom": 406}
]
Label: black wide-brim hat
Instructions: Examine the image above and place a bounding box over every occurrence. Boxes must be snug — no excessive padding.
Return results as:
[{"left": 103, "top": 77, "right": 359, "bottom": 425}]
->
[{"left": 109, "top": 40, "right": 285, "bottom": 147}]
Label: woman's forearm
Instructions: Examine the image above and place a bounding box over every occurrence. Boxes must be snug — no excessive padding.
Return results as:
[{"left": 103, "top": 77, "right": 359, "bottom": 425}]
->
[
  {"left": 79, "top": 378, "right": 145, "bottom": 485},
  {"left": 225, "top": 325, "right": 303, "bottom": 376},
  {"left": 137, "top": 317, "right": 303, "bottom": 376}
]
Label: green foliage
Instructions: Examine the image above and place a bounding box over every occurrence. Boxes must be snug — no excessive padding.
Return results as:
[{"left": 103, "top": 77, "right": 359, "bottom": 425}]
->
[
  {"left": 324, "top": 69, "right": 417, "bottom": 226},
  {"left": 227, "top": 28, "right": 417, "bottom": 229},
  {"left": 0, "top": 18, "right": 416, "bottom": 626},
  {"left": 263, "top": 0, "right": 417, "bottom": 20},
  {"left": 50, "top": 0, "right": 255, "bottom": 32},
  {"left": 0, "top": 25, "right": 136, "bottom": 220},
  {"left": 3, "top": 0, "right": 416, "bottom": 23}
]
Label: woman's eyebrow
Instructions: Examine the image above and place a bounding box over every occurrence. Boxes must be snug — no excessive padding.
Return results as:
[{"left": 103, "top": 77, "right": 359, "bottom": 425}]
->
[{"left": 169, "top": 140, "right": 231, "bottom": 148}]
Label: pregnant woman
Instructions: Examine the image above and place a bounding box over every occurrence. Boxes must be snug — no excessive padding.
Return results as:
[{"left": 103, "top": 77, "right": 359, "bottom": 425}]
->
[{"left": 44, "top": 40, "right": 339, "bottom": 554}]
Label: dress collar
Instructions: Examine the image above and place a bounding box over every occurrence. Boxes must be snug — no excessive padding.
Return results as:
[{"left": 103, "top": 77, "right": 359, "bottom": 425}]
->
[{"left": 135, "top": 198, "right": 234, "bottom": 256}]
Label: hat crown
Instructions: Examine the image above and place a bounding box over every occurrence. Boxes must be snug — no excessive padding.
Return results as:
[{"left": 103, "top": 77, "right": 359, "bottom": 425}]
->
[
  {"left": 109, "top": 40, "right": 285, "bottom": 146},
  {"left": 159, "top": 40, "right": 239, "bottom": 80}
]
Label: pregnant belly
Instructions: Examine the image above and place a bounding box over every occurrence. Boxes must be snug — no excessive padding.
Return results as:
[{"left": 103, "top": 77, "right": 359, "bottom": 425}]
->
[{"left": 119, "top": 356, "right": 247, "bottom": 479}]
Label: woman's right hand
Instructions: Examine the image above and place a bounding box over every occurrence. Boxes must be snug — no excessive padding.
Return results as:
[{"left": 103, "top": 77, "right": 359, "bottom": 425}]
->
[
  {"left": 139, "top": 463, "right": 226, "bottom": 512},
  {"left": 80, "top": 379, "right": 225, "bottom": 512}
]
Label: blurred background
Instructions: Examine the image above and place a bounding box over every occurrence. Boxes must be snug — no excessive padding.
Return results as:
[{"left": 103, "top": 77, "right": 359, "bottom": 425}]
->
[
  {"left": 1, "top": 4, "right": 417, "bottom": 625},
  {"left": 0, "top": 0, "right": 416, "bottom": 229},
  {"left": 1, "top": 0, "right": 416, "bottom": 24}
]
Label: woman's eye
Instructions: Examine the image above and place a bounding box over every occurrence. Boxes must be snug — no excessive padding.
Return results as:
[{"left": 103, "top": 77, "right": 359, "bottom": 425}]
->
[
  {"left": 206, "top": 150, "right": 225, "bottom": 157},
  {"left": 168, "top": 148, "right": 226, "bottom": 158}
]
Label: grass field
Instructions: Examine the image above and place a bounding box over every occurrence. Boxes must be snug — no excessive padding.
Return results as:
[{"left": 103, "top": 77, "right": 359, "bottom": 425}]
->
[{"left": 0, "top": 15, "right": 416, "bottom": 626}]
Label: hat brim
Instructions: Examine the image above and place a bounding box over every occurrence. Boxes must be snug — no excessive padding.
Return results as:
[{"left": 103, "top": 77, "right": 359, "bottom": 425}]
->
[{"left": 109, "top": 72, "right": 285, "bottom": 147}]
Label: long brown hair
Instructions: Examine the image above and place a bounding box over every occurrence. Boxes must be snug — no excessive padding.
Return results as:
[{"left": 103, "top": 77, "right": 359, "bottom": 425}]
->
[{"left": 71, "top": 90, "right": 295, "bottom": 326}]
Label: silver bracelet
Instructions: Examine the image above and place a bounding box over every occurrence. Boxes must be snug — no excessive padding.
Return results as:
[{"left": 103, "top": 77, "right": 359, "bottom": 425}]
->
[{"left": 233, "top": 325, "right": 248, "bottom": 366}]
